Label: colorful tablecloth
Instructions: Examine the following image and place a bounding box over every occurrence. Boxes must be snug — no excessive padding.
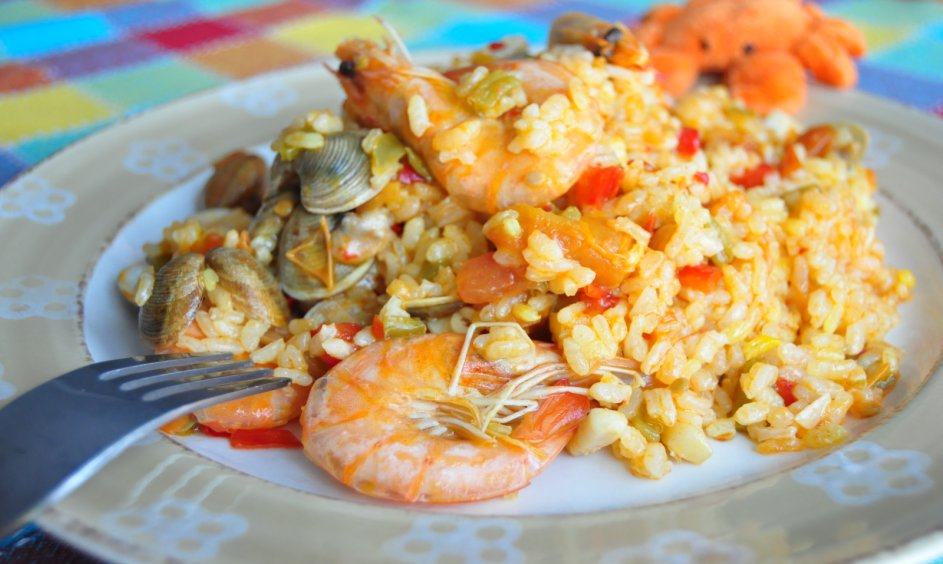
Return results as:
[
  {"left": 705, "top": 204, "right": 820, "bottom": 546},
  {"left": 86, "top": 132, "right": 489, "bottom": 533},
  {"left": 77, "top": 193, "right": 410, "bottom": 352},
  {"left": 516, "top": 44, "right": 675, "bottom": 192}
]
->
[
  {"left": 2, "top": 0, "right": 943, "bottom": 188},
  {"left": 1, "top": 0, "right": 943, "bottom": 559}
]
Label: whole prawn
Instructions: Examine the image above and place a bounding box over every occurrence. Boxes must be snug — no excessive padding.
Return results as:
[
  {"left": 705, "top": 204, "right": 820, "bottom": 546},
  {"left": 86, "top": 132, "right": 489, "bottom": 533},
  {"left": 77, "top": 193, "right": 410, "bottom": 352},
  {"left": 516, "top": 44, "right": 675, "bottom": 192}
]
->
[
  {"left": 334, "top": 39, "right": 613, "bottom": 214},
  {"left": 300, "top": 332, "right": 590, "bottom": 503}
]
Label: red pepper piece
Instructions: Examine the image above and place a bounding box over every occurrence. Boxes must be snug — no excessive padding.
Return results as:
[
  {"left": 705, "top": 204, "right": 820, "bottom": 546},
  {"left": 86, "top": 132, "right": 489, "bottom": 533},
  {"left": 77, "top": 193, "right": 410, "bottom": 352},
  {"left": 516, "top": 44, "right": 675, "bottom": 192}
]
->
[
  {"left": 198, "top": 424, "right": 230, "bottom": 438},
  {"left": 371, "top": 315, "right": 384, "bottom": 340},
  {"left": 578, "top": 284, "right": 620, "bottom": 314},
  {"left": 397, "top": 161, "right": 424, "bottom": 184},
  {"left": 775, "top": 377, "right": 798, "bottom": 406},
  {"left": 731, "top": 163, "right": 775, "bottom": 189},
  {"left": 677, "top": 264, "right": 722, "bottom": 292},
  {"left": 567, "top": 166, "right": 624, "bottom": 208},
  {"left": 229, "top": 428, "right": 302, "bottom": 449},
  {"left": 677, "top": 127, "right": 700, "bottom": 157}
]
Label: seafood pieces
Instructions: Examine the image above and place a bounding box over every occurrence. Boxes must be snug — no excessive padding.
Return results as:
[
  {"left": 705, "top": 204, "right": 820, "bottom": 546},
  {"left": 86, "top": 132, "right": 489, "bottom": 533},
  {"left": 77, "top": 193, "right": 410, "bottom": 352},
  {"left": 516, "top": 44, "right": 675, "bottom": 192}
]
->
[
  {"left": 139, "top": 248, "right": 288, "bottom": 347},
  {"left": 334, "top": 37, "right": 616, "bottom": 213},
  {"left": 301, "top": 332, "right": 590, "bottom": 503}
]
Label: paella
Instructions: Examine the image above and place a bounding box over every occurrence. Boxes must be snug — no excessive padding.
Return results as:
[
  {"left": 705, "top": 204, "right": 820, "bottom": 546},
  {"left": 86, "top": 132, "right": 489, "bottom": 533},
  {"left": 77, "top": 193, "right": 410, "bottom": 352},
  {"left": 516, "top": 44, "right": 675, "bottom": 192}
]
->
[{"left": 115, "top": 13, "right": 913, "bottom": 504}]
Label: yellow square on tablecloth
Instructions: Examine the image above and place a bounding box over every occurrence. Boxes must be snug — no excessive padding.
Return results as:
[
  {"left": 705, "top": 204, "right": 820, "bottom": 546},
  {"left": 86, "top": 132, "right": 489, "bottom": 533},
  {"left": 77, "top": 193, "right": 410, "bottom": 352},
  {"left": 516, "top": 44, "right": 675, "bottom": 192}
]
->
[
  {"left": 856, "top": 22, "right": 916, "bottom": 53},
  {"left": 272, "top": 13, "right": 387, "bottom": 55},
  {"left": 0, "top": 84, "right": 113, "bottom": 144}
]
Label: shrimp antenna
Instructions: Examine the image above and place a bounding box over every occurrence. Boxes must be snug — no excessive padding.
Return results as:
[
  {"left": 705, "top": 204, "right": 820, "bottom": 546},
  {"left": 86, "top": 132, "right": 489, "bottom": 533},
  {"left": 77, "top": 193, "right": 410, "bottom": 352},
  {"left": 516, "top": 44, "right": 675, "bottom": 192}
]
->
[
  {"left": 374, "top": 16, "right": 412, "bottom": 63},
  {"left": 449, "top": 322, "right": 535, "bottom": 396}
]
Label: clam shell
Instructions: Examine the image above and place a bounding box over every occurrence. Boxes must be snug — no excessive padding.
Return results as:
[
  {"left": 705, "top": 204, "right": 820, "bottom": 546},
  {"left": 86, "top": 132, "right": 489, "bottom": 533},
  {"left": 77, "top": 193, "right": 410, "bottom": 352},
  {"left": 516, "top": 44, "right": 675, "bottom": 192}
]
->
[
  {"left": 203, "top": 151, "right": 268, "bottom": 213},
  {"left": 404, "top": 296, "right": 462, "bottom": 319},
  {"left": 269, "top": 155, "right": 299, "bottom": 195},
  {"left": 205, "top": 247, "right": 290, "bottom": 327},
  {"left": 294, "top": 132, "right": 378, "bottom": 215},
  {"left": 277, "top": 206, "right": 374, "bottom": 302},
  {"left": 139, "top": 253, "right": 205, "bottom": 347}
]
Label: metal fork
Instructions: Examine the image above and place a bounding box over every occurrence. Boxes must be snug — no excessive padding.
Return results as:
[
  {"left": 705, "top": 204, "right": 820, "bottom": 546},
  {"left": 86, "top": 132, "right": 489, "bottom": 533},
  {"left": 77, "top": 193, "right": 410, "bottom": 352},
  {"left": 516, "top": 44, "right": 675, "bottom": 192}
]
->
[{"left": 0, "top": 352, "right": 290, "bottom": 533}]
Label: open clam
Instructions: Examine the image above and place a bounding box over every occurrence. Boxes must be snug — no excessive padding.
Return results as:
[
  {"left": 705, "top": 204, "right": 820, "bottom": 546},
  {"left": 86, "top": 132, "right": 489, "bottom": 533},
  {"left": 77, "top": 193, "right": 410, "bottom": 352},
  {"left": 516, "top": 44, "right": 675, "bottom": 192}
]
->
[
  {"left": 139, "top": 253, "right": 205, "bottom": 347},
  {"left": 205, "top": 247, "right": 290, "bottom": 327},
  {"left": 272, "top": 132, "right": 378, "bottom": 215},
  {"left": 278, "top": 206, "right": 375, "bottom": 302}
]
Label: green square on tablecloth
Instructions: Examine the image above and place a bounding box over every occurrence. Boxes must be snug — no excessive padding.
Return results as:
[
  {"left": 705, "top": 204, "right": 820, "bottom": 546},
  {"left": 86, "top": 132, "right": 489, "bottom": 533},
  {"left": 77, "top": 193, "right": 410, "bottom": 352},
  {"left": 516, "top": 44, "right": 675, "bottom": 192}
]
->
[
  {"left": 0, "top": 0, "right": 58, "bottom": 26},
  {"left": 77, "top": 57, "right": 224, "bottom": 112}
]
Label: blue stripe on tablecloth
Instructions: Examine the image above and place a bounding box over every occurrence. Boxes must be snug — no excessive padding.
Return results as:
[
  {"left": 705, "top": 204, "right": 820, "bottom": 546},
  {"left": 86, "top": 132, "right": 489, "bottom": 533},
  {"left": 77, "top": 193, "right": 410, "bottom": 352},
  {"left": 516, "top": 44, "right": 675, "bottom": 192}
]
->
[
  {"left": 102, "top": 0, "right": 201, "bottom": 33},
  {"left": 0, "top": 14, "right": 117, "bottom": 58},
  {"left": 858, "top": 62, "right": 943, "bottom": 110}
]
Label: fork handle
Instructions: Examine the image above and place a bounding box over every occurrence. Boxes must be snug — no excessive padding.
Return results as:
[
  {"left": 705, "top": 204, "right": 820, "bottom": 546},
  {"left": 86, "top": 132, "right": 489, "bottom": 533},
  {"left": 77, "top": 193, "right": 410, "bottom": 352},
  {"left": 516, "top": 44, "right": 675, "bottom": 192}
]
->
[{"left": 0, "top": 378, "right": 162, "bottom": 534}]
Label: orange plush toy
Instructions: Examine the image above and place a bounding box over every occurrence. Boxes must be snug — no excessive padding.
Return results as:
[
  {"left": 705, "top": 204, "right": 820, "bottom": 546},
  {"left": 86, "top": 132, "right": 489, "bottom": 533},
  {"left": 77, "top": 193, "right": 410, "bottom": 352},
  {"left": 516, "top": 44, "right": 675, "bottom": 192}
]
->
[{"left": 636, "top": 0, "right": 866, "bottom": 113}]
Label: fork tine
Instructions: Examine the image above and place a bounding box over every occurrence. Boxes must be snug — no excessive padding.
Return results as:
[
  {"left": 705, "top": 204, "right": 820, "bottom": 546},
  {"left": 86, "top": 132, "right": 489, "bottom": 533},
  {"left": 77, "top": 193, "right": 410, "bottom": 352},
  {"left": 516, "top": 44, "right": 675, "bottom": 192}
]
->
[
  {"left": 140, "top": 368, "right": 274, "bottom": 402},
  {"left": 97, "top": 352, "right": 233, "bottom": 380},
  {"left": 118, "top": 359, "right": 254, "bottom": 391},
  {"left": 151, "top": 377, "right": 292, "bottom": 411}
]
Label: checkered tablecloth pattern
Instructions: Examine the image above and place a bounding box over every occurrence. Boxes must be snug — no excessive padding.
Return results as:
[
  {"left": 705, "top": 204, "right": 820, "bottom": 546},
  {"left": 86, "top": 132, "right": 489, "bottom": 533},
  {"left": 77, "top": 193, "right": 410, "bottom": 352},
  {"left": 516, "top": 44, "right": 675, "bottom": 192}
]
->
[
  {"left": 1, "top": 0, "right": 943, "bottom": 188},
  {"left": 1, "top": 0, "right": 943, "bottom": 559}
]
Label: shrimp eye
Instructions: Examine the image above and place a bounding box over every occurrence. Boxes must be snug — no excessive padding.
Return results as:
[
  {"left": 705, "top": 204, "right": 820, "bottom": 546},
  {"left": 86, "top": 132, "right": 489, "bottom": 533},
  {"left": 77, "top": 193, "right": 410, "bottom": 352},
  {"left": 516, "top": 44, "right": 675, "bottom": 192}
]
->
[
  {"left": 742, "top": 43, "right": 755, "bottom": 55},
  {"left": 699, "top": 38, "right": 710, "bottom": 51},
  {"left": 603, "top": 26, "right": 623, "bottom": 44},
  {"left": 339, "top": 60, "right": 356, "bottom": 77}
]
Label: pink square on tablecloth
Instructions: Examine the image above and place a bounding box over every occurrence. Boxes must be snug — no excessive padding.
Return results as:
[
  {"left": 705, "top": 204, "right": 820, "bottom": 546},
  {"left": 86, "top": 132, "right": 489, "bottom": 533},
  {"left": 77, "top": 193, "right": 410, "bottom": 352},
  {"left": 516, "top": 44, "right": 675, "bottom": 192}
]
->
[{"left": 139, "top": 19, "right": 247, "bottom": 52}]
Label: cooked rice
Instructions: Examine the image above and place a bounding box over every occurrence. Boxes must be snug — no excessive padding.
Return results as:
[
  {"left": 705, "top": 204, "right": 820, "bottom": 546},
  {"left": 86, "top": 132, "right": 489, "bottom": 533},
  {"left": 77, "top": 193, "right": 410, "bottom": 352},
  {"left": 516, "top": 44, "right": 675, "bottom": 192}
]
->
[{"left": 124, "top": 38, "right": 913, "bottom": 480}]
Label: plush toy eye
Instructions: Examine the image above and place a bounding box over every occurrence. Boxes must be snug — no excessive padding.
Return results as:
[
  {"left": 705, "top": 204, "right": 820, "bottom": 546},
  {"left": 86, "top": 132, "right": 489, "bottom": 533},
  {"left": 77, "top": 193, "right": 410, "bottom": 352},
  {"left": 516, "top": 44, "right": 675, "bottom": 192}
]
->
[
  {"left": 699, "top": 38, "right": 710, "bottom": 51},
  {"left": 742, "top": 43, "right": 755, "bottom": 55}
]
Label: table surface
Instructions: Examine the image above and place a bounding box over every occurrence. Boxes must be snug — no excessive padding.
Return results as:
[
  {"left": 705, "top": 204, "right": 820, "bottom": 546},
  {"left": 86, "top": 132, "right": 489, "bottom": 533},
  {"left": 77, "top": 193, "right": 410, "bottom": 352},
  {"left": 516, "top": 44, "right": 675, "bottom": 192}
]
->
[{"left": 1, "top": 0, "right": 943, "bottom": 560}]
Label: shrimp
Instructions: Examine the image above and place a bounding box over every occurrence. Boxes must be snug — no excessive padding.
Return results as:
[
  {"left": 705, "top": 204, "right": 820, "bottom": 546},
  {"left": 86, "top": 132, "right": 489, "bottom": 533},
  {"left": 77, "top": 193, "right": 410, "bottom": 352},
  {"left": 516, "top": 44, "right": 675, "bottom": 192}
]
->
[
  {"left": 334, "top": 39, "right": 612, "bottom": 214},
  {"left": 156, "top": 324, "right": 310, "bottom": 434},
  {"left": 300, "top": 332, "right": 590, "bottom": 503},
  {"left": 194, "top": 385, "right": 308, "bottom": 433}
]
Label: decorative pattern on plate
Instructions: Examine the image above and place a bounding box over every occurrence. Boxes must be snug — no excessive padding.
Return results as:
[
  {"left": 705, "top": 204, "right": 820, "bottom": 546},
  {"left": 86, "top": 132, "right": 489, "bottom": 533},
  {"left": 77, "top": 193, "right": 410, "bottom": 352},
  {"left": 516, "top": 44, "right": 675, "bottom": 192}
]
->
[
  {"left": 220, "top": 78, "right": 298, "bottom": 118},
  {"left": 123, "top": 139, "right": 207, "bottom": 183},
  {"left": 102, "top": 460, "right": 248, "bottom": 561},
  {"left": 792, "top": 441, "right": 933, "bottom": 506},
  {"left": 0, "top": 276, "right": 78, "bottom": 320},
  {"left": 0, "top": 175, "right": 76, "bottom": 225},
  {"left": 382, "top": 516, "right": 524, "bottom": 564},
  {"left": 0, "top": 362, "right": 15, "bottom": 401},
  {"left": 599, "top": 529, "right": 754, "bottom": 564},
  {"left": 103, "top": 498, "right": 247, "bottom": 561},
  {"left": 862, "top": 127, "right": 902, "bottom": 169}
]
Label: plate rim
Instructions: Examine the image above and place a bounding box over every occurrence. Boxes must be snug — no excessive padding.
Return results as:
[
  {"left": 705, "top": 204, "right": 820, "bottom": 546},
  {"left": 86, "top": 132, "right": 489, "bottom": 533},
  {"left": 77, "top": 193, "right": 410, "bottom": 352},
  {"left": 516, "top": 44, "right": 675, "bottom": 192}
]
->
[{"left": 2, "top": 57, "right": 942, "bottom": 562}]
